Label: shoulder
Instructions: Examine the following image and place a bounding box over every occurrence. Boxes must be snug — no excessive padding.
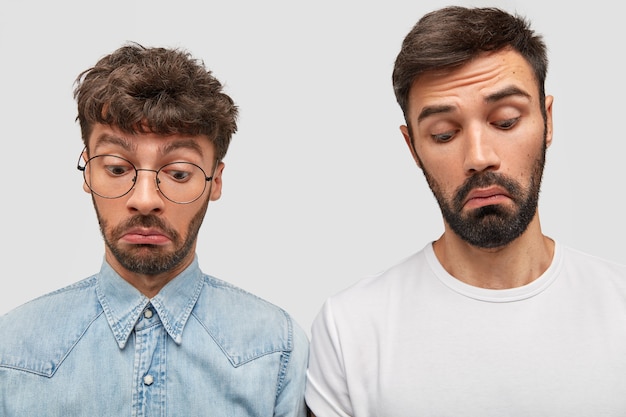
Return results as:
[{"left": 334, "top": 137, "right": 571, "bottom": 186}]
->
[
  {"left": 559, "top": 244, "right": 626, "bottom": 283},
  {"left": 0, "top": 275, "right": 100, "bottom": 327},
  {"left": 327, "top": 248, "right": 427, "bottom": 308},
  {"left": 0, "top": 276, "right": 102, "bottom": 376},
  {"left": 192, "top": 275, "right": 308, "bottom": 365},
  {"left": 309, "top": 248, "right": 429, "bottom": 338},
  {"left": 560, "top": 244, "right": 626, "bottom": 273}
]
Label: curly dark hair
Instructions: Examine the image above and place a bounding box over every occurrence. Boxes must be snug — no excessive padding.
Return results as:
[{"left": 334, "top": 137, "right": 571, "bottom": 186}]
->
[
  {"left": 74, "top": 42, "right": 238, "bottom": 161},
  {"left": 392, "top": 6, "right": 548, "bottom": 119}
]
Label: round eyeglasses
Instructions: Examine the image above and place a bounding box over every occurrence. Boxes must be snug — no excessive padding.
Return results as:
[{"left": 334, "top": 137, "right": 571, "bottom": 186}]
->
[{"left": 77, "top": 154, "right": 215, "bottom": 204}]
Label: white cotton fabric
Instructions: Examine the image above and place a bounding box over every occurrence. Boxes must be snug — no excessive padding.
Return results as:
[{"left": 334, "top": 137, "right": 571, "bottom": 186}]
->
[{"left": 306, "top": 242, "right": 626, "bottom": 416}]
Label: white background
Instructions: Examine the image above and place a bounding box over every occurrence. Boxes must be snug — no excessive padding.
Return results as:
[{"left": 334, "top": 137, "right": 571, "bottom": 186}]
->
[{"left": 1, "top": 0, "right": 624, "bottom": 336}]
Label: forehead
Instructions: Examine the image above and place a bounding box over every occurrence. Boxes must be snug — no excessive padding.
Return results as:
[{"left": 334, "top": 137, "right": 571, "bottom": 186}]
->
[
  {"left": 407, "top": 49, "right": 538, "bottom": 114},
  {"left": 89, "top": 124, "right": 215, "bottom": 159}
]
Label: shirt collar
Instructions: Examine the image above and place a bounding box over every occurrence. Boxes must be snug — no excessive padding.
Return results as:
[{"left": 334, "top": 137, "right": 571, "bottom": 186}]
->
[{"left": 96, "top": 256, "right": 205, "bottom": 348}]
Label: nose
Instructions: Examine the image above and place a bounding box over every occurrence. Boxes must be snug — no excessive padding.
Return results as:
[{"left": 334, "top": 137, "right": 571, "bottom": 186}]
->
[
  {"left": 462, "top": 124, "right": 501, "bottom": 174},
  {"left": 125, "top": 169, "right": 164, "bottom": 214}
]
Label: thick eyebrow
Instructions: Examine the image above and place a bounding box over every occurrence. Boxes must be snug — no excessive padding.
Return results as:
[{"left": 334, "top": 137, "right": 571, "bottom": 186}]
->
[
  {"left": 417, "top": 104, "right": 455, "bottom": 123},
  {"left": 92, "top": 134, "right": 204, "bottom": 158},
  {"left": 416, "top": 85, "right": 532, "bottom": 124},
  {"left": 485, "top": 85, "right": 531, "bottom": 103},
  {"left": 93, "top": 133, "right": 135, "bottom": 153},
  {"left": 159, "top": 139, "right": 204, "bottom": 158}
]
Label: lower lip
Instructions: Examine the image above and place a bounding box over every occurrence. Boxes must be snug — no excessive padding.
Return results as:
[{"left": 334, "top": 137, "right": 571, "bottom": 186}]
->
[
  {"left": 465, "top": 194, "right": 510, "bottom": 209},
  {"left": 121, "top": 233, "right": 171, "bottom": 245}
]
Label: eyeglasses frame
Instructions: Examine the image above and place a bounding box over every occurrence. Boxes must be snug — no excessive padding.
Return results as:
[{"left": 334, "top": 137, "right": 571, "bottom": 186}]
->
[{"left": 76, "top": 149, "right": 218, "bottom": 204}]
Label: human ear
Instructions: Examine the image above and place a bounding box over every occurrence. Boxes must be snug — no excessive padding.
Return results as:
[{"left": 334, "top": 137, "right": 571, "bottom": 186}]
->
[
  {"left": 544, "top": 95, "right": 554, "bottom": 148},
  {"left": 400, "top": 125, "right": 422, "bottom": 169},
  {"left": 209, "top": 161, "right": 225, "bottom": 201},
  {"left": 80, "top": 150, "right": 91, "bottom": 194}
]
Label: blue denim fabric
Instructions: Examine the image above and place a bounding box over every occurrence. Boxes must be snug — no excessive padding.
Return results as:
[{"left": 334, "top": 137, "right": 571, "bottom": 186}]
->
[{"left": 0, "top": 257, "right": 309, "bottom": 416}]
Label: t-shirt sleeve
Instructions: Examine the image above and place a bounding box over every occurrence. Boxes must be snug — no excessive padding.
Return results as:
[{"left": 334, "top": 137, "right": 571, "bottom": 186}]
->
[{"left": 305, "top": 298, "right": 353, "bottom": 417}]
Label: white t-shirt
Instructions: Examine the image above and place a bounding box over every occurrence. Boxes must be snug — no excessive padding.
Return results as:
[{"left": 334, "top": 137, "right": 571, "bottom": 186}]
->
[{"left": 306, "top": 242, "right": 626, "bottom": 416}]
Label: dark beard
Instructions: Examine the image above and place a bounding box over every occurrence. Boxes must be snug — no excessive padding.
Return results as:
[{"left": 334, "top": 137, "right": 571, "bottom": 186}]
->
[
  {"left": 94, "top": 198, "right": 209, "bottom": 275},
  {"left": 423, "top": 144, "right": 545, "bottom": 249}
]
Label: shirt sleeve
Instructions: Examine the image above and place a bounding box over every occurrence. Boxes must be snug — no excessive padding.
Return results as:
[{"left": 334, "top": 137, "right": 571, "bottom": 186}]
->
[
  {"left": 305, "top": 299, "right": 353, "bottom": 417},
  {"left": 275, "top": 317, "right": 310, "bottom": 417}
]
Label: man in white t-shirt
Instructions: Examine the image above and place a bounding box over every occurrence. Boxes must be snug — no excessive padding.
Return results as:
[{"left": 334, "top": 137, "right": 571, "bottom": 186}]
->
[{"left": 305, "top": 6, "right": 626, "bottom": 416}]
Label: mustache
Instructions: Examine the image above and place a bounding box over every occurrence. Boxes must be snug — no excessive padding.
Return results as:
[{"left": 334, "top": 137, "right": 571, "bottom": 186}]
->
[
  {"left": 110, "top": 215, "right": 179, "bottom": 242},
  {"left": 453, "top": 172, "right": 522, "bottom": 209}
]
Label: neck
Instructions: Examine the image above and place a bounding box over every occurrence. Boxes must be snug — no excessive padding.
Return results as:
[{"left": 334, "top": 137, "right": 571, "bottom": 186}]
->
[
  {"left": 104, "top": 250, "right": 195, "bottom": 298},
  {"left": 433, "top": 216, "right": 554, "bottom": 289}
]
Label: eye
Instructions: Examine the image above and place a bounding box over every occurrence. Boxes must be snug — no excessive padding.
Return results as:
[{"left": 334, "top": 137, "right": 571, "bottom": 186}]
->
[
  {"left": 170, "top": 170, "right": 190, "bottom": 181},
  {"left": 427, "top": 119, "right": 459, "bottom": 143},
  {"left": 161, "top": 162, "right": 197, "bottom": 183},
  {"left": 492, "top": 116, "right": 520, "bottom": 130},
  {"left": 103, "top": 162, "right": 133, "bottom": 176},
  {"left": 431, "top": 130, "right": 457, "bottom": 143}
]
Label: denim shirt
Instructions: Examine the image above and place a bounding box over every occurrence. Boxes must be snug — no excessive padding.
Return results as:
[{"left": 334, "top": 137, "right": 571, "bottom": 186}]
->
[{"left": 0, "top": 257, "right": 309, "bottom": 416}]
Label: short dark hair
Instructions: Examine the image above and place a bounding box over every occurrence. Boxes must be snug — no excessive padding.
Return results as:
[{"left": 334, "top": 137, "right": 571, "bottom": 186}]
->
[
  {"left": 392, "top": 6, "right": 548, "bottom": 118},
  {"left": 74, "top": 42, "right": 238, "bottom": 161}
]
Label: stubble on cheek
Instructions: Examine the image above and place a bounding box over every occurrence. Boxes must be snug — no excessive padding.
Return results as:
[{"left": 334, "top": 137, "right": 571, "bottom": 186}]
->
[{"left": 91, "top": 196, "right": 209, "bottom": 275}]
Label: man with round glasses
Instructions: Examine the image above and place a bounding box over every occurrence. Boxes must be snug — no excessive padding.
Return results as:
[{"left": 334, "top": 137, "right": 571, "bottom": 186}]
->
[{"left": 0, "top": 43, "right": 308, "bottom": 416}]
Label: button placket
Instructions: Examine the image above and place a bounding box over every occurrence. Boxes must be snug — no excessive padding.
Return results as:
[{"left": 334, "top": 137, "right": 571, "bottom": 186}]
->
[{"left": 132, "top": 304, "right": 166, "bottom": 415}]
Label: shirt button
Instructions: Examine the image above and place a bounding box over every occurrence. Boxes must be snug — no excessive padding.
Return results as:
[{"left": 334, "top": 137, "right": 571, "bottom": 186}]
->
[
  {"left": 144, "top": 309, "right": 153, "bottom": 319},
  {"left": 143, "top": 375, "right": 154, "bottom": 386}
]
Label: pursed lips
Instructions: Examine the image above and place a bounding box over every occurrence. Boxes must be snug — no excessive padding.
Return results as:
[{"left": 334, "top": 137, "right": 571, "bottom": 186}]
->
[
  {"left": 463, "top": 186, "right": 512, "bottom": 209},
  {"left": 121, "top": 227, "right": 171, "bottom": 245}
]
